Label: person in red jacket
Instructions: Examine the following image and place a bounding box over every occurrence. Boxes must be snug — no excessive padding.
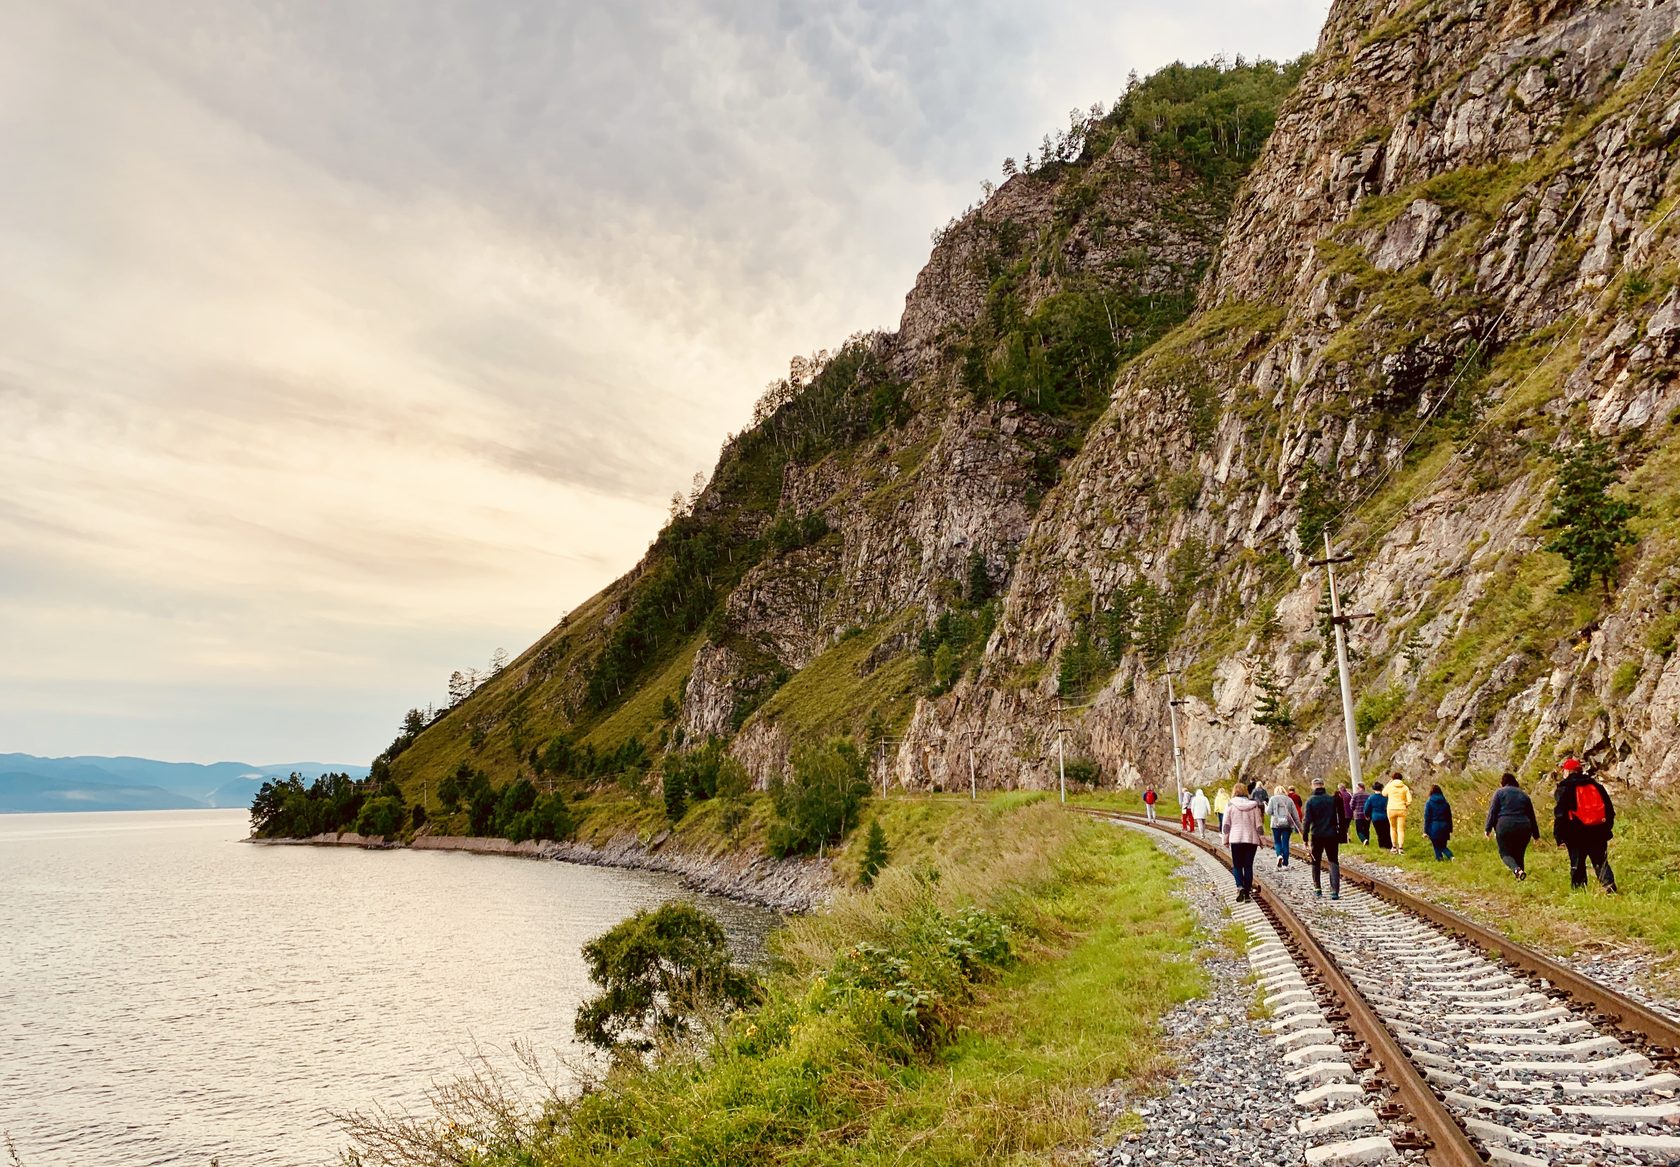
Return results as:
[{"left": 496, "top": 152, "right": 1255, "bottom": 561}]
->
[
  {"left": 1553, "top": 756, "right": 1617, "bottom": 892},
  {"left": 1143, "top": 784, "right": 1159, "bottom": 823}
]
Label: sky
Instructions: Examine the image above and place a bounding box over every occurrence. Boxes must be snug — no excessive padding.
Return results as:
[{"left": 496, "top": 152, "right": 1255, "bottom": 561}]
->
[{"left": 0, "top": 0, "right": 1329, "bottom": 766}]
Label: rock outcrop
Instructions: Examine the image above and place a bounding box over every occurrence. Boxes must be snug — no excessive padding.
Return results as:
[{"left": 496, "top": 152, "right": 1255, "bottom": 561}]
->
[{"left": 396, "top": 0, "right": 1680, "bottom": 813}]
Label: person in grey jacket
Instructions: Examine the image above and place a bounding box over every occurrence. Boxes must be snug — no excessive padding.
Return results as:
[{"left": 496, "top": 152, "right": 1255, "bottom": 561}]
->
[
  {"left": 1267, "top": 789, "right": 1302, "bottom": 868},
  {"left": 1484, "top": 771, "right": 1540, "bottom": 880}
]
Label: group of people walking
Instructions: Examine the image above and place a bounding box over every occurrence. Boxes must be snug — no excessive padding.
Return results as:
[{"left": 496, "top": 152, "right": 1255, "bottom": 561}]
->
[{"left": 1151, "top": 755, "right": 1618, "bottom": 899}]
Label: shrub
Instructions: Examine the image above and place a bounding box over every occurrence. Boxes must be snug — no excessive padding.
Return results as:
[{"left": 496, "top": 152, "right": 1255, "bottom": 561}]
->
[
  {"left": 768, "top": 737, "right": 871, "bottom": 857},
  {"left": 354, "top": 796, "right": 405, "bottom": 839},
  {"left": 766, "top": 511, "right": 829, "bottom": 554},
  {"left": 574, "top": 902, "right": 759, "bottom": 1054},
  {"left": 1354, "top": 684, "right": 1406, "bottom": 739},
  {"left": 859, "top": 820, "right": 890, "bottom": 887},
  {"left": 1059, "top": 755, "right": 1099, "bottom": 788},
  {"left": 1610, "top": 660, "right": 1642, "bottom": 701},
  {"left": 1646, "top": 612, "right": 1680, "bottom": 658},
  {"left": 820, "top": 903, "right": 1013, "bottom": 1051}
]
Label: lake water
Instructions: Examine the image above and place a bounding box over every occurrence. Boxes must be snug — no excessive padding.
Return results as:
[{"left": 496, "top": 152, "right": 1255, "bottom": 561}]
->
[{"left": 0, "top": 809, "right": 778, "bottom": 1166}]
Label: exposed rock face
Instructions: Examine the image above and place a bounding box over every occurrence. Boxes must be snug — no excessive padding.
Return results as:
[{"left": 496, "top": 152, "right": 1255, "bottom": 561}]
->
[
  {"left": 682, "top": 643, "right": 743, "bottom": 740},
  {"left": 400, "top": 0, "right": 1680, "bottom": 813},
  {"left": 902, "top": 0, "right": 1680, "bottom": 795}
]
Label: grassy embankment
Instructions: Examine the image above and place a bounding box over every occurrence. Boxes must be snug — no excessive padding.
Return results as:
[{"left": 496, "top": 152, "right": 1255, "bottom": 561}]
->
[
  {"left": 1073, "top": 782, "right": 1680, "bottom": 993},
  {"left": 362, "top": 796, "right": 1202, "bottom": 1167}
]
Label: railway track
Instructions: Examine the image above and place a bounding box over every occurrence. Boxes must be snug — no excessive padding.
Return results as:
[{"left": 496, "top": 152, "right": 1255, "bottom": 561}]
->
[{"left": 1081, "top": 809, "right": 1680, "bottom": 1167}]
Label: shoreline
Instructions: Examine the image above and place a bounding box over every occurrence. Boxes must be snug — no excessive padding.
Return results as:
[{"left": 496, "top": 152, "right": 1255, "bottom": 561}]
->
[{"left": 248, "top": 829, "right": 832, "bottom": 913}]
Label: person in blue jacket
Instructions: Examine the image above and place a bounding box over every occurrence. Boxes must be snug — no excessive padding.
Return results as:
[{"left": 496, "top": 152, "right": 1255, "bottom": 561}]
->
[
  {"left": 1422, "top": 784, "right": 1454, "bottom": 861},
  {"left": 1365, "top": 780, "right": 1391, "bottom": 851}
]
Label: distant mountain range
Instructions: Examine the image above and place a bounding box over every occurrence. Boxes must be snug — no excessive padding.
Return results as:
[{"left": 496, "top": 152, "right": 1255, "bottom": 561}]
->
[{"left": 0, "top": 754, "right": 371, "bottom": 814}]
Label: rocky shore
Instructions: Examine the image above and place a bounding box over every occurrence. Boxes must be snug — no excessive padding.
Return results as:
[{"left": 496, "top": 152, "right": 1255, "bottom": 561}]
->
[{"left": 248, "top": 829, "right": 833, "bottom": 913}]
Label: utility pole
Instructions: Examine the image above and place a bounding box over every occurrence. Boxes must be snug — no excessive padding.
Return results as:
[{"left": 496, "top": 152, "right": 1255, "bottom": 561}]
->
[
  {"left": 1165, "top": 672, "right": 1188, "bottom": 807},
  {"left": 1056, "top": 696, "right": 1067, "bottom": 804},
  {"left": 1310, "top": 530, "right": 1372, "bottom": 790},
  {"left": 968, "top": 740, "right": 977, "bottom": 801}
]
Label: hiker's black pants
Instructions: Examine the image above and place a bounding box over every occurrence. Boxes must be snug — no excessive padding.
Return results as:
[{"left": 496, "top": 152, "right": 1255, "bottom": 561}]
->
[
  {"left": 1493, "top": 823, "right": 1531, "bottom": 874},
  {"left": 1229, "top": 843, "right": 1258, "bottom": 894},
  {"left": 1310, "top": 837, "right": 1340, "bottom": 895},
  {"left": 1566, "top": 838, "right": 1616, "bottom": 890}
]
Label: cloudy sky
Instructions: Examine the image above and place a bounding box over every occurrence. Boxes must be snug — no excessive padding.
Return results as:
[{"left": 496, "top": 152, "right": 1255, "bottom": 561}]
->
[{"left": 0, "top": 0, "right": 1327, "bottom": 766}]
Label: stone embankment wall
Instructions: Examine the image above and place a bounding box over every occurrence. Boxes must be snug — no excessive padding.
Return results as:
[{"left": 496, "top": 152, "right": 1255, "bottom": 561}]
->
[{"left": 248, "top": 831, "right": 831, "bottom": 913}]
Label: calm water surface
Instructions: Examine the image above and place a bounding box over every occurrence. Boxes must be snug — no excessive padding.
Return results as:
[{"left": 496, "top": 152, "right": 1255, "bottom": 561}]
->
[{"left": 0, "top": 809, "right": 777, "bottom": 1166}]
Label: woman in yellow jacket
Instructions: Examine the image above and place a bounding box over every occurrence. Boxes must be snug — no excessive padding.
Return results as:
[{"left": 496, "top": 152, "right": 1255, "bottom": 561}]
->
[
  {"left": 1385, "top": 772, "right": 1413, "bottom": 853},
  {"left": 1213, "top": 786, "right": 1232, "bottom": 829}
]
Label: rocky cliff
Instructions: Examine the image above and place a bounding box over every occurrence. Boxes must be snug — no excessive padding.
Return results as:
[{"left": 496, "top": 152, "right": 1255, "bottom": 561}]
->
[{"left": 393, "top": 0, "right": 1680, "bottom": 808}]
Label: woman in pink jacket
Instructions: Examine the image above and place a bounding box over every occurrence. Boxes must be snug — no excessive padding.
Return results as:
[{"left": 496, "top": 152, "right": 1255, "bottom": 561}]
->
[{"left": 1222, "top": 782, "right": 1266, "bottom": 902}]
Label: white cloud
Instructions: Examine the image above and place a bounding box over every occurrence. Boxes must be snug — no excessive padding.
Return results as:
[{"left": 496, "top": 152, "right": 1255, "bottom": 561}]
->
[{"left": 0, "top": 0, "right": 1324, "bottom": 763}]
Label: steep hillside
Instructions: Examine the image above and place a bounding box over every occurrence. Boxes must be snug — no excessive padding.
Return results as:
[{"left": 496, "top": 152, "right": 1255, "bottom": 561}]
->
[
  {"left": 387, "top": 60, "right": 1304, "bottom": 805},
  {"left": 909, "top": 0, "right": 1680, "bottom": 794},
  {"left": 396, "top": 0, "right": 1680, "bottom": 811}
]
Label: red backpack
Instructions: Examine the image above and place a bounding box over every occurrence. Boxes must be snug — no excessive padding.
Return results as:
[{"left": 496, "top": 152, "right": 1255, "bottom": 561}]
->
[{"left": 1570, "top": 783, "right": 1608, "bottom": 828}]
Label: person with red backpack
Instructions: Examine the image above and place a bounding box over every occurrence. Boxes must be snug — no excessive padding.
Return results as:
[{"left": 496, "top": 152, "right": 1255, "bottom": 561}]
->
[
  {"left": 1143, "top": 784, "right": 1159, "bottom": 823},
  {"left": 1553, "top": 756, "right": 1617, "bottom": 892}
]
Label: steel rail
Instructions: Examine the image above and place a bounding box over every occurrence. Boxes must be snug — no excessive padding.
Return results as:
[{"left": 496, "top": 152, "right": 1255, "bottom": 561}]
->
[
  {"left": 1081, "top": 808, "right": 1680, "bottom": 1059},
  {"left": 1330, "top": 861, "right": 1680, "bottom": 1060},
  {"left": 1084, "top": 808, "right": 1485, "bottom": 1167},
  {"left": 1254, "top": 859, "right": 1485, "bottom": 1167}
]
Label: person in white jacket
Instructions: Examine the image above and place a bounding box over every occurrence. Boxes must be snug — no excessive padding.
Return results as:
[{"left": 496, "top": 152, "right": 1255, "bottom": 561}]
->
[{"left": 1190, "top": 788, "right": 1212, "bottom": 837}]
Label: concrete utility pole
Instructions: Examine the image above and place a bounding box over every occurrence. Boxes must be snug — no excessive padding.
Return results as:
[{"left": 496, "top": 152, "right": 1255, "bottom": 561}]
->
[
  {"left": 1310, "top": 530, "right": 1370, "bottom": 790},
  {"left": 1165, "top": 672, "right": 1188, "bottom": 806},
  {"left": 1055, "top": 696, "right": 1068, "bottom": 804},
  {"left": 968, "top": 741, "right": 977, "bottom": 801}
]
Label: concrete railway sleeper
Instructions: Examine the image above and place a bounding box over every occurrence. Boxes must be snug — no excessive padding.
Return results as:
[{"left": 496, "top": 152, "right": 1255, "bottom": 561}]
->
[{"left": 1091, "top": 811, "right": 1680, "bottom": 1167}]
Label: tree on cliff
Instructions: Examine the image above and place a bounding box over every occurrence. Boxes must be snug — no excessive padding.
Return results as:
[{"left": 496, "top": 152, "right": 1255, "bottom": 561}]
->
[{"left": 1543, "top": 437, "right": 1639, "bottom": 595}]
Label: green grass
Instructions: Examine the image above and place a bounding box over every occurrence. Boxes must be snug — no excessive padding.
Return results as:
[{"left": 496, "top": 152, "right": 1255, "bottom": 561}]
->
[
  {"left": 580, "top": 633, "right": 703, "bottom": 752},
  {"left": 351, "top": 799, "right": 1202, "bottom": 1167},
  {"left": 1344, "top": 774, "right": 1680, "bottom": 992},
  {"left": 751, "top": 617, "right": 923, "bottom": 742}
]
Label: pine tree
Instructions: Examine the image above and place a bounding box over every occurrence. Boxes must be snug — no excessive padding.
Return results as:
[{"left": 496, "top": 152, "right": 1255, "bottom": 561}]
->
[
  {"left": 663, "top": 766, "right": 688, "bottom": 823},
  {"left": 966, "top": 549, "right": 993, "bottom": 604},
  {"left": 1543, "top": 437, "right": 1639, "bottom": 595},
  {"left": 859, "top": 819, "right": 890, "bottom": 887},
  {"left": 1251, "top": 661, "right": 1293, "bottom": 731}
]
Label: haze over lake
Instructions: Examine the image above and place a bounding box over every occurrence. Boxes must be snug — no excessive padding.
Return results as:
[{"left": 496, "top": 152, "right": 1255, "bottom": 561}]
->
[{"left": 0, "top": 810, "right": 776, "bottom": 1166}]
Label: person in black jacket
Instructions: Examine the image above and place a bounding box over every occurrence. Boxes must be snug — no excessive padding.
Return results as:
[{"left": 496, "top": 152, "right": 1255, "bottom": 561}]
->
[
  {"left": 1422, "top": 785, "right": 1454, "bottom": 860},
  {"left": 1300, "top": 776, "right": 1348, "bottom": 900},
  {"left": 1484, "top": 771, "right": 1540, "bottom": 880},
  {"left": 1553, "top": 756, "right": 1617, "bottom": 892}
]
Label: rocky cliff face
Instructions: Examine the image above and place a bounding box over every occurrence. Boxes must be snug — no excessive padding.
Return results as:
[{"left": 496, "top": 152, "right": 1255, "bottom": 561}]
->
[
  {"left": 396, "top": 0, "right": 1680, "bottom": 809},
  {"left": 907, "top": 0, "right": 1680, "bottom": 795}
]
